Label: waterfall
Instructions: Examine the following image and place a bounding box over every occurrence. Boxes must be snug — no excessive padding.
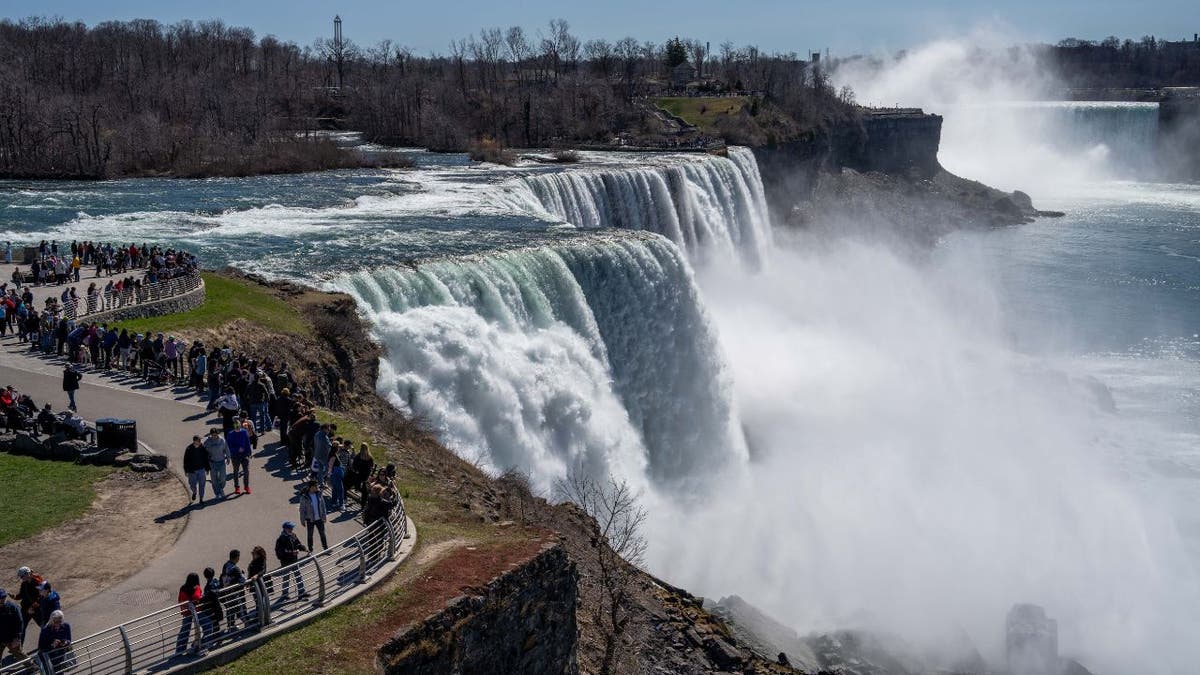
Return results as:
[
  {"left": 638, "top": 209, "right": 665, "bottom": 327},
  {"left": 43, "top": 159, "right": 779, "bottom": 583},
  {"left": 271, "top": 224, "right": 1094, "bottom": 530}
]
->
[
  {"left": 508, "top": 147, "right": 773, "bottom": 268},
  {"left": 333, "top": 231, "right": 746, "bottom": 491}
]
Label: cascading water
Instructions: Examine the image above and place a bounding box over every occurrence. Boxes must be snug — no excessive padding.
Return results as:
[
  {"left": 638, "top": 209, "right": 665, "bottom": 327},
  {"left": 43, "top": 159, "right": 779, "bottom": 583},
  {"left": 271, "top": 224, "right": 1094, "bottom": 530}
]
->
[
  {"left": 506, "top": 147, "right": 773, "bottom": 268},
  {"left": 334, "top": 231, "right": 745, "bottom": 492}
]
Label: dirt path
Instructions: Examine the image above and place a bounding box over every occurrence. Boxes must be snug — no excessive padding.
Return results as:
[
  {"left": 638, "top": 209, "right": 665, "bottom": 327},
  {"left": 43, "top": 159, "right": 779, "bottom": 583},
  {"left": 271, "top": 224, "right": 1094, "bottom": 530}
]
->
[{"left": 0, "top": 470, "right": 188, "bottom": 608}]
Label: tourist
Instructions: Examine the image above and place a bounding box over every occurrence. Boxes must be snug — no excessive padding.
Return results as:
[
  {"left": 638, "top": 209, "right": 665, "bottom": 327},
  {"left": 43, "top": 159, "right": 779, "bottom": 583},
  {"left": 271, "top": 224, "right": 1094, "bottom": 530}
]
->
[
  {"left": 348, "top": 443, "right": 375, "bottom": 506},
  {"left": 299, "top": 480, "right": 329, "bottom": 552},
  {"left": 219, "top": 551, "right": 246, "bottom": 632},
  {"left": 199, "top": 568, "right": 222, "bottom": 643},
  {"left": 183, "top": 435, "right": 209, "bottom": 504},
  {"left": 203, "top": 429, "right": 230, "bottom": 499},
  {"left": 14, "top": 567, "right": 42, "bottom": 637},
  {"left": 33, "top": 582, "right": 60, "bottom": 629},
  {"left": 246, "top": 547, "right": 267, "bottom": 584},
  {"left": 0, "top": 588, "right": 25, "bottom": 662},
  {"left": 329, "top": 454, "right": 346, "bottom": 512},
  {"left": 226, "top": 423, "right": 252, "bottom": 496},
  {"left": 273, "top": 522, "right": 308, "bottom": 601},
  {"left": 216, "top": 387, "right": 239, "bottom": 433},
  {"left": 191, "top": 348, "right": 207, "bottom": 396},
  {"left": 174, "top": 573, "right": 203, "bottom": 655},
  {"left": 245, "top": 375, "right": 270, "bottom": 435},
  {"left": 61, "top": 364, "right": 82, "bottom": 412},
  {"left": 312, "top": 422, "right": 334, "bottom": 486},
  {"left": 36, "top": 610, "right": 71, "bottom": 670}
]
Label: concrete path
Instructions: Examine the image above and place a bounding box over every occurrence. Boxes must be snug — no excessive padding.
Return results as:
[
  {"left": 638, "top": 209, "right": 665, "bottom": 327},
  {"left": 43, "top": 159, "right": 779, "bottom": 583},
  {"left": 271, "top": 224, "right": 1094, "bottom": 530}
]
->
[
  {"left": 2, "top": 261, "right": 127, "bottom": 308},
  {"left": 0, "top": 336, "right": 363, "bottom": 640}
]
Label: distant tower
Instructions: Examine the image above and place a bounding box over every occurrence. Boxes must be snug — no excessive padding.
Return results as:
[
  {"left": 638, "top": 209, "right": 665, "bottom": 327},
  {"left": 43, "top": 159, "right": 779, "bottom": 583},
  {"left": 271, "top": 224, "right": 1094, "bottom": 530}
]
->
[{"left": 333, "top": 15, "right": 345, "bottom": 90}]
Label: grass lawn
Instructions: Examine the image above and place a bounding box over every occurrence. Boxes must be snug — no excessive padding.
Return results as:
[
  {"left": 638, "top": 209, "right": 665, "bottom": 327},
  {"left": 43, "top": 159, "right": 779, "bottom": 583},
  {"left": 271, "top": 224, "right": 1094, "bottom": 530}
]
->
[
  {"left": 0, "top": 455, "right": 112, "bottom": 547},
  {"left": 114, "top": 273, "right": 310, "bottom": 337},
  {"left": 654, "top": 96, "right": 748, "bottom": 133}
]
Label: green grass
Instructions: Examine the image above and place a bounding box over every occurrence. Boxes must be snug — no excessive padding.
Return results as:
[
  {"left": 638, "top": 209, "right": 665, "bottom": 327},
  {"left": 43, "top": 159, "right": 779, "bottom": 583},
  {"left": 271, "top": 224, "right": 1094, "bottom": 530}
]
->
[
  {"left": 654, "top": 96, "right": 748, "bottom": 133},
  {"left": 0, "top": 455, "right": 112, "bottom": 546},
  {"left": 114, "top": 273, "right": 310, "bottom": 337}
]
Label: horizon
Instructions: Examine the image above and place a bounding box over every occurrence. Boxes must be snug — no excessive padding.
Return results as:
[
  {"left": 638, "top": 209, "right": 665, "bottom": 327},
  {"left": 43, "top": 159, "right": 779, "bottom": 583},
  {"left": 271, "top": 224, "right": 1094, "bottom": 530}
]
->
[{"left": 3, "top": 0, "right": 1199, "bottom": 58}]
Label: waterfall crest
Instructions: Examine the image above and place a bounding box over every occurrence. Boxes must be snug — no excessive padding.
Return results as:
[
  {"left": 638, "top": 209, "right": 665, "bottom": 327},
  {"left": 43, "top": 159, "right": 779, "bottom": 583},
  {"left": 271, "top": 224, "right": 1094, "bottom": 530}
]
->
[
  {"left": 334, "top": 231, "right": 746, "bottom": 490},
  {"left": 509, "top": 147, "right": 772, "bottom": 267}
]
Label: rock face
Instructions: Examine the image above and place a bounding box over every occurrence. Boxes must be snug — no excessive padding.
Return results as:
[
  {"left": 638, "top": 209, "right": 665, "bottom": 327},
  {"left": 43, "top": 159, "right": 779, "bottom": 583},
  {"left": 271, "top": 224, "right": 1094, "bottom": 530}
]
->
[
  {"left": 706, "top": 595, "right": 821, "bottom": 672},
  {"left": 377, "top": 544, "right": 579, "bottom": 675},
  {"left": 1158, "top": 90, "right": 1200, "bottom": 181}
]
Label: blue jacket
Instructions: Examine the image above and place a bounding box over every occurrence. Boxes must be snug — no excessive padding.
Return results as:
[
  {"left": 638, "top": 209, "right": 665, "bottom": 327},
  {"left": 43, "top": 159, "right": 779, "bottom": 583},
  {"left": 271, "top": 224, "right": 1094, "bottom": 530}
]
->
[
  {"left": 226, "top": 429, "right": 252, "bottom": 459},
  {"left": 35, "top": 591, "right": 60, "bottom": 626}
]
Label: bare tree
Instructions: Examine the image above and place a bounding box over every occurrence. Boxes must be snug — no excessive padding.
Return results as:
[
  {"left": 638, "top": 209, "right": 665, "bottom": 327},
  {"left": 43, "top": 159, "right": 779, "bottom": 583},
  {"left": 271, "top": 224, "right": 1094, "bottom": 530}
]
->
[{"left": 556, "top": 472, "right": 648, "bottom": 675}]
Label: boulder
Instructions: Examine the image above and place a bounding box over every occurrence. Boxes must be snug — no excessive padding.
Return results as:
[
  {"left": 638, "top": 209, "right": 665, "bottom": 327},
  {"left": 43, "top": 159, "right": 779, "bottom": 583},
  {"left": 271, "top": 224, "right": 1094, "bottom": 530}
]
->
[
  {"left": 0, "top": 433, "right": 16, "bottom": 453},
  {"left": 11, "top": 433, "right": 46, "bottom": 458},
  {"left": 78, "top": 445, "right": 122, "bottom": 465},
  {"left": 702, "top": 636, "right": 743, "bottom": 671},
  {"left": 129, "top": 452, "right": 169, "bottom": 470},
  {"left": 112, "top": 452, "right": 137, "bottom": 467},
  {"left": 130, "top": 461, "right": 164, "bottom": 473},
  {"left": 49, "top": 440, "right": 87, "bottom": 462}
]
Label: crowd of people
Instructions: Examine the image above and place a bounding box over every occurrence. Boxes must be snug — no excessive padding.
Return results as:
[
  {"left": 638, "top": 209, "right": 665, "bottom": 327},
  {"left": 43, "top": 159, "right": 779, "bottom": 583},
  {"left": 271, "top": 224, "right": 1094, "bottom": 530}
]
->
[
  {"left": 2, "top": 242, "right": 199, "bottom": 329},
  {"left": 0, "top": 336, "right": 403, "bottom": 666}
]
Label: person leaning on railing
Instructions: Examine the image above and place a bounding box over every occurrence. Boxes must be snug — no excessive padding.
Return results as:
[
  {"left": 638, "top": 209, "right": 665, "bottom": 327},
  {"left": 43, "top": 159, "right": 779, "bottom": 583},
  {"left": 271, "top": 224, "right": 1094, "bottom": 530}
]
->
[{"left": 174, "top": 573, "right": 203, "bottom": 656}]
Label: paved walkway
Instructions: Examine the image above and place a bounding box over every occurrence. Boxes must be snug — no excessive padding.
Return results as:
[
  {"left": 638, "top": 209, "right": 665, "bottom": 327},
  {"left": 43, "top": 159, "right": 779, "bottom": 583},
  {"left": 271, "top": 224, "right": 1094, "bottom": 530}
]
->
[
  {"left": 2, "top": 261, "right": 130, "bottom": 308},
  {"left": 0, "top": 336, "right": 363, "bottom": 640}
]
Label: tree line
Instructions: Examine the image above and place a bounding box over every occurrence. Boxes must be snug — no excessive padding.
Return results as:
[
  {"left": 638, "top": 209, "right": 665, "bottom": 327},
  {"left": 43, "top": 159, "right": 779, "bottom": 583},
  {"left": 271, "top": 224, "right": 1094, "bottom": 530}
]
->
[
  {"left": 0, "top": 16, "right": 852, "bottom": 179},
  {"left": 1043, "top": 35, "right": 1200, "bottom": 89}
]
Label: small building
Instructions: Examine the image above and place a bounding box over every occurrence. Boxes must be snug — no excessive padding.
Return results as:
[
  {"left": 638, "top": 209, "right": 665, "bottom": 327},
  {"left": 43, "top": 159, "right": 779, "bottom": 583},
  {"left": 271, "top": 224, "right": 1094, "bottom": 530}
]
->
[{"left": 670, "top": 62, "right": 697, "bottom": 88}]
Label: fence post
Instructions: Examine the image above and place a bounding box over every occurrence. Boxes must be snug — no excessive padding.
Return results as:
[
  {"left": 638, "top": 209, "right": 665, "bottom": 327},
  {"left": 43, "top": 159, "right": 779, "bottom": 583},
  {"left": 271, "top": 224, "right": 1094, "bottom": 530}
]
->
[
  {"left": 352, "top": 535, "right": 368, "bottom": 583},
  {"left": 253, "top": 577, "right": 271, "bottom": 629},
  {"left": 383, "top": 515, "right": 397, "bottom": 561},
  {"left": 118, "top": 624, "right": 134, "bottom": 674},
  {"left": 312, "top": 554, "right": 327, "bottom": 607}
]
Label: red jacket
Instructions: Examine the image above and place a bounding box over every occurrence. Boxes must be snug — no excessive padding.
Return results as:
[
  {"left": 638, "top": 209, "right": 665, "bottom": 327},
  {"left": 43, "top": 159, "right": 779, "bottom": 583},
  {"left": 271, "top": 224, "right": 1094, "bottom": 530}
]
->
[{"left": 178, "top": 585, "right": 202, "bottom": 616}]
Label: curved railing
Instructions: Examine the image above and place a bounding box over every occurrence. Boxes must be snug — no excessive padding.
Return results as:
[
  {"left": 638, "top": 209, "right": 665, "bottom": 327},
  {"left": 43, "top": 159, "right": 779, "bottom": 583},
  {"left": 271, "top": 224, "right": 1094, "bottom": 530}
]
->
[
  {"left": 59, "top": 271, "right": 203, "bottom": 321},
  {"left": 2, "top": 500, "right": 407, "bottom": 675}
]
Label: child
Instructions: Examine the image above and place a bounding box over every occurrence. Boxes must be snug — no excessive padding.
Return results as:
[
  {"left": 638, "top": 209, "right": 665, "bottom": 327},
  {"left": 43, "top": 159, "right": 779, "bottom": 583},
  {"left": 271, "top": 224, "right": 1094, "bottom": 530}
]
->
[{"left": 329, "top": 455, "right": 346, "bottom": 511}]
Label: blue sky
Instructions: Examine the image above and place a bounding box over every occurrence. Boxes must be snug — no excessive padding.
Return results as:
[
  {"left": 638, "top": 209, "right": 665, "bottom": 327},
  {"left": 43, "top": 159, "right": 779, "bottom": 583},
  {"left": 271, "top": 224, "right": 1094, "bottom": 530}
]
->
[{"left": 4, "top": 0, "right": 1199, "bottom": 56}]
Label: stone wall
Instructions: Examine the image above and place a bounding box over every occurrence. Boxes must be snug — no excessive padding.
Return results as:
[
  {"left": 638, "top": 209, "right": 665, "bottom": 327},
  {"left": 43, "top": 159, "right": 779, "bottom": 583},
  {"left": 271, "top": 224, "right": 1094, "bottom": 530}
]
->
[
  {"left": 84, "top": 281, "right": 205, "bottom": 324},
  {"left": 376, "top": 544, "right": 579, "bottom": 675}
]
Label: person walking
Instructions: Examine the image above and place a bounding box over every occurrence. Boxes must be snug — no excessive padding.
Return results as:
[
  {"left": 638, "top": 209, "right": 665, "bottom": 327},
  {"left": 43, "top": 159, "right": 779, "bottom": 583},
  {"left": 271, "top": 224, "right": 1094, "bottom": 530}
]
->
[
  {"left": 203, "top": 429, "right": 229, "bottom": 499},
  {"left": 216, "top": 387, "right": 239, "bottom": 433},
  {"left": 14, "top": 567, "right": 42, "bottom": 641},
  {"left": 61, "top": 365, "right": 82, "bottom": 412},
  {"left": 225, "top": 424, "right": 252, "bottom": 496},
  {"left": 174, "top": 573, "right": 203, "bottom": 655},
  {"left": 0, "top": 588, "right": 25, "bottom": 662},
  {"left": 183, "top": 436, "right": 208, "bottom": 504},
  {"left": 33, "top": 582, "right": 60, "bottom": 629},
  {"left": 273, "top": 522, "right": 308, "bottom": 601},
  {"left": 299, "top": 480, "right": 329, "bottom": 552}
]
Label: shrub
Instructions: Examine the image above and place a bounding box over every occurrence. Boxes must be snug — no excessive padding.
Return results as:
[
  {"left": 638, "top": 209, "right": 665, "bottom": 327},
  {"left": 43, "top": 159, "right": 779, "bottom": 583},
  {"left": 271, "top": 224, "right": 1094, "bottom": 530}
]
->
[{"left": 467, "top": 137, "right": 517, "bottom": 166}]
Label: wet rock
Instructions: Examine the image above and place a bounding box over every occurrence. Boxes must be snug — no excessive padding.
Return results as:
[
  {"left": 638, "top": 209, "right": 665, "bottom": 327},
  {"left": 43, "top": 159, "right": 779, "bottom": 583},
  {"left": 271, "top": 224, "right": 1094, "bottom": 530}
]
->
[{"left": 702, "top": 635, "right": 743, "bottom": 671}]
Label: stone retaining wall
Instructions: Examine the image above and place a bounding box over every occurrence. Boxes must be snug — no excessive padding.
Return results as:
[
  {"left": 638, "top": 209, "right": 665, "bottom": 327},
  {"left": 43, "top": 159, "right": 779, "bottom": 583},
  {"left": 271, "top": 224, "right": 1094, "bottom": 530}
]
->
[{"left": 376, "top": 544, "right": 579, "bottom": 675}]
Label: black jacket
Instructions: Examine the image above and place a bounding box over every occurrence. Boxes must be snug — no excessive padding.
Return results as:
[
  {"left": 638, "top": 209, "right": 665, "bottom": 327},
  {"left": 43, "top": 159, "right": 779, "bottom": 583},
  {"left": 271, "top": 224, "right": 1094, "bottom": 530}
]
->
[
  {"left": 182, "top": 443, "right": 208, "bottom": 474},
  {"left": 61, "top": 367, "right": 82, "bottom": 392},
  {"left": 275, "top": 531, "right": 305, "bottom": 564},
  {"left": 0, "top": 599, "right": 22, "bottom": 642}
]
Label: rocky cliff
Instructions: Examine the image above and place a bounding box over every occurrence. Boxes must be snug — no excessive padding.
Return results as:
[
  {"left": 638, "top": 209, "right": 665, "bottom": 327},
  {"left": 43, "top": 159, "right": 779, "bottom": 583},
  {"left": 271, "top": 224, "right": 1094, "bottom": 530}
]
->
[
  {"left": 376, "top": 543, "right": 580, "bottom": 675},
  {"left": 751, "top": 108, "right": 1058, "bottom": 242}
]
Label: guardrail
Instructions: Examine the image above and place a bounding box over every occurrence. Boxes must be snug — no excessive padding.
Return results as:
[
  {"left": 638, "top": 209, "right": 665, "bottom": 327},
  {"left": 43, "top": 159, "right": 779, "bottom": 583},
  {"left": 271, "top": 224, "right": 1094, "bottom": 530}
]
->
[
  {"left": 2, "top": 500, "right": 407, "bottom": 675},
  {"left": 59, "top": 272, "right": 203, "bottom": 321}
]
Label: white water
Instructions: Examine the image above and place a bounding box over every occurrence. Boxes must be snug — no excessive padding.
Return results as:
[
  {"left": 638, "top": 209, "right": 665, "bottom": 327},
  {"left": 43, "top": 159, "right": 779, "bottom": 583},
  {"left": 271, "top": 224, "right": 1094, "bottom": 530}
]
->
[
  {"left": 335, "top": 232, "right": 745, "bottom": 493},
  {"left": 506, "top": 147, "right": 773, "bottom": 268}
]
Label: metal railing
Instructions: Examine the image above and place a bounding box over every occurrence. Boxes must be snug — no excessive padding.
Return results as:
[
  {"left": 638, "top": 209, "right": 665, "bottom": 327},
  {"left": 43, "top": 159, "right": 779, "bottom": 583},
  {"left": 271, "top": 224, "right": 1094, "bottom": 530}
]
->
[
  {"left": 1, "top": 500, "right": 407, "bottom": 675},
  {"left": 59, "top": 272, "right": 203, "bottom": 322}
]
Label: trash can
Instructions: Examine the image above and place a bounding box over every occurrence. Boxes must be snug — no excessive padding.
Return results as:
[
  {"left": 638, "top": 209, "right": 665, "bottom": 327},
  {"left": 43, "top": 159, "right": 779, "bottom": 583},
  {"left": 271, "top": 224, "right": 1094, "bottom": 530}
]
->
[{"left": 96, "top": 418, "right": 138, "bottom": 452}]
